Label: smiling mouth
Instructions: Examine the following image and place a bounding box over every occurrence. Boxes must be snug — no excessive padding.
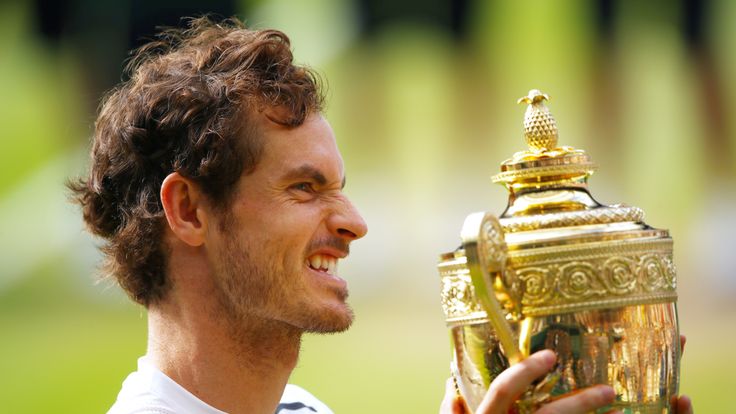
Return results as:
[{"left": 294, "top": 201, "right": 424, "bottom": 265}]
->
[{"left": 306, "top": 254, "right": 338, "bottom": 276}]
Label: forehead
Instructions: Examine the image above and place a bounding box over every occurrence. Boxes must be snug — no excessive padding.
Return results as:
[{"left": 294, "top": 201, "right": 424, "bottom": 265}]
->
[{"left": 255, "top": 113, "right": 344, "bottom": 180}]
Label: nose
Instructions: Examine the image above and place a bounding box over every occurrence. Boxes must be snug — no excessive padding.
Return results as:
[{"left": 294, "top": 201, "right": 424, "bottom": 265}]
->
[{"left": 328, "top": 196, "right": 368, "bottom": 241}]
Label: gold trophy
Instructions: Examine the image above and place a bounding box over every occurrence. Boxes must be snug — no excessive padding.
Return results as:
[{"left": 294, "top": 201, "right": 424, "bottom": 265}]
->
[{"left": 438, "top": 90, "right": 680, "bottom": 413}]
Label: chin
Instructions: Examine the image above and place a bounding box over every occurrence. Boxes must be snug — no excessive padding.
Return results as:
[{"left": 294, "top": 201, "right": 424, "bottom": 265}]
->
[{"left": 301, "top": 302, "right": 354, "bottom": 334}]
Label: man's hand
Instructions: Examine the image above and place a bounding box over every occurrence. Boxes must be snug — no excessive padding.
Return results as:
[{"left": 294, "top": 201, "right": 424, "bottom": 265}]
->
[
  {"left": 440, "top": 350, "right": 615, "bottom": 414},
  {"left": 672, "top": 395, "right": 693, "bottom": 414},
  {"left": 441, "top": 336, "right": 695, "bottom": 414}
]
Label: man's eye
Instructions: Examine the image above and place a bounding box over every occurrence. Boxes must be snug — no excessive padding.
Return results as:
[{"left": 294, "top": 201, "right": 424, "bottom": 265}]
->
[{"left": 292, "top": 182, "right": 315, "bottom": 193}]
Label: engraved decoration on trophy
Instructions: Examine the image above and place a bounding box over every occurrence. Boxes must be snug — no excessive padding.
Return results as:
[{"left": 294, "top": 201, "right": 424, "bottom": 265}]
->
[{"left": 438, "top": 90, "right": 680, "bottom": 413}]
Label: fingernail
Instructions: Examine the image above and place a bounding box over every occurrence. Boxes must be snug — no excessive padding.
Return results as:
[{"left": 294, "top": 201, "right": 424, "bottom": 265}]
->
[
  {"left": 537, "top": 349, "right": 556, "bottom": 366},
  {"left": 599, "top": 385, "right": 615, "bottom": 401}
]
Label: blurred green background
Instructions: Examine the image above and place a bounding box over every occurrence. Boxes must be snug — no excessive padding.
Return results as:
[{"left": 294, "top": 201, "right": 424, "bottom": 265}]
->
[{"left": 1, "top": 0, "right": 735, "bottom": 412}]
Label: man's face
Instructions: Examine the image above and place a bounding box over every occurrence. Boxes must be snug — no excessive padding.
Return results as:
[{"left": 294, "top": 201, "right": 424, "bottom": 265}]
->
[{"left": 207, "top": 113, "right": 367, "bottom": 334}]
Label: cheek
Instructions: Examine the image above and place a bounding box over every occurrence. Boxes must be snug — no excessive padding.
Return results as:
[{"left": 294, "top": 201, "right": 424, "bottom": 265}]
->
[
  {"left": 278, "top": 202, "right": 327, "bottom": 230},
  {"left": 283, "top": 209, "right": 328, "bottom": 259},
  {"left": 238, "top": 201, "right": 328, "bottom": 256}
]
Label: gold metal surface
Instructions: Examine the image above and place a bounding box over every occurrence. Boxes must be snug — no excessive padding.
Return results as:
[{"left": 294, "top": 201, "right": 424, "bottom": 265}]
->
[
  {"left": 449, "top": 304, "right": 679, "bottom": 414},
  {"left": 500, "top": 205, "right": 645, "bottom": 233},
  {"left": 461, "top": 212, "right": 522, "bottom": 365},
  {"left": 517, "top": 89, "right": 558, "bottom": 151},
  {"left": 438, "top": 90, "right": 680, "bottom": 413}
]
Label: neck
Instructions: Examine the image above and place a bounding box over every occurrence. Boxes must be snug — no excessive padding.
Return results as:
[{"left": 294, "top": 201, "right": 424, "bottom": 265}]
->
[{"left": 146, "top": 285, "right": 302, "bottom": 414}]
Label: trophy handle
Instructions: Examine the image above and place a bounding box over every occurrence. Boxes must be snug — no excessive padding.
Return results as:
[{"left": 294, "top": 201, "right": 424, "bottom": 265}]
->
[{"left": 461, "top": 212, "right": 524, "bottom": 365}]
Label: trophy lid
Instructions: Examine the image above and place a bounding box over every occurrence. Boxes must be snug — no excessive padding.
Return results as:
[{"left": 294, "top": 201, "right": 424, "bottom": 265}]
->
[
  {"left": 492, "top": 89, "right": 596, "bottom": 203},
  {"left": 490, "top": 90, "right": 654, "bottom": 235},
  {"left": 493, "top": 90, "right": 605, "bottom": 218}
]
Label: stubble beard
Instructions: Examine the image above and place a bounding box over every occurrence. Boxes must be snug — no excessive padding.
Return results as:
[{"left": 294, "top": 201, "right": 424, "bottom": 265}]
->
[{"left": 212, "top": 227, "right": 355, "bottom": 342}]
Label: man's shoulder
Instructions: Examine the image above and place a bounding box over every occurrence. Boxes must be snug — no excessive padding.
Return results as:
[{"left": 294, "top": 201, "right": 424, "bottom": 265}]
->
[
  {"left": 276, "top": 384, "right": 334, "bottom": 414},
  {"left": 108, "top": 383, "right": 334, "bottom": 414},
  {"left": 106, "top": 357, "right": 226, "bottom": 414},
  {"left": 106, "top": 365, "right": 180, "bottom": 414},
  {"left": 107, "top": 394, "right": 177, "bottom": 414},
  {"left": 108, "top": 358, "right": 332, "bottom": 414}
]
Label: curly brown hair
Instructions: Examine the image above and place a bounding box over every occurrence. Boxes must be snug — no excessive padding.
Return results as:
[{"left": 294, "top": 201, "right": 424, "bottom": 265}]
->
[{"left": 69, "top": 16, "right": 325, "bottom": 306}]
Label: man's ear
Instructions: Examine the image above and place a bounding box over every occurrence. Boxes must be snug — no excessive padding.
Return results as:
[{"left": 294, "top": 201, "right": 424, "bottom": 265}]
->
[{"left": 160, "top": 172, "right": 208, "bottom": 247}]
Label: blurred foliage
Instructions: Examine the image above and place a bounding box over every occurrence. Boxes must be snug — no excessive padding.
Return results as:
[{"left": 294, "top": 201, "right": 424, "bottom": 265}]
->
[{"left": 1, "top": 0, "right": 735, "bottom": 413}]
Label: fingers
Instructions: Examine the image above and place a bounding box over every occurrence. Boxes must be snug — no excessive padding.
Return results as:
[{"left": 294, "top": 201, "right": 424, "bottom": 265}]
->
[
  {"left": 535, "top": 385, "right": 616, "bottom": 414},
  {"left": 680, "top": 334, "right": 686, "bottom": 355},
  {"left": 453, "top": 395, "right": 468, "bottom": 413},
  {"left": 674, "top": 395, "right": 693, "bottom": 414},
  {"left": 439, "top": 378, "right": 466, "bottom": 414},
  {"left": 440, "top": 378, "right": 456, "bottom": 414},
  {"left": 475, "top": 350, "right": 557, "bottom": 414}
]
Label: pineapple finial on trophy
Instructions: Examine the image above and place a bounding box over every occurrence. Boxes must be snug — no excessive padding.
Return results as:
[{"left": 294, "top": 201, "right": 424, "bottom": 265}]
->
[
  {"left": 517, "top": 89, "right": 558, "bottom": 152},
  {"left": 496, "top": 89, "right": 592, "bottom": 192}
]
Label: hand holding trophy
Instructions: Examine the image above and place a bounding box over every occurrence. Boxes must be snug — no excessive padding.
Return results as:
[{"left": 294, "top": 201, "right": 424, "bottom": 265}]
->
[{"left": 438, "top": 91, "right": 692, "bottom": 414}]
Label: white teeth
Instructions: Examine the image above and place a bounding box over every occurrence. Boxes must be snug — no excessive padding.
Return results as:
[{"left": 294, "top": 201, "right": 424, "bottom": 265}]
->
[
  {"left": 308, "top": 254, "right": 338, "bottom": 276},
  {"left": 325, "top": 257, "right": 337, "bottom": 276},
  {"left": 330, "top": 259, "right": 338, "bottom": 275}
]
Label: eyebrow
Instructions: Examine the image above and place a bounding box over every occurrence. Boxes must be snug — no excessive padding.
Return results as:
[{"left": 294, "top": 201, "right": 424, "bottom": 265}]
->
[{"left": 283, "top": 164, "right": 346, "bottom": 189}]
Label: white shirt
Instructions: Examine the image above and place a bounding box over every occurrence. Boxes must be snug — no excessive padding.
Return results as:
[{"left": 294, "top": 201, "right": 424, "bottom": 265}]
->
[{"left": 108, "top": 357, "right": 334, "bottom": 414}]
